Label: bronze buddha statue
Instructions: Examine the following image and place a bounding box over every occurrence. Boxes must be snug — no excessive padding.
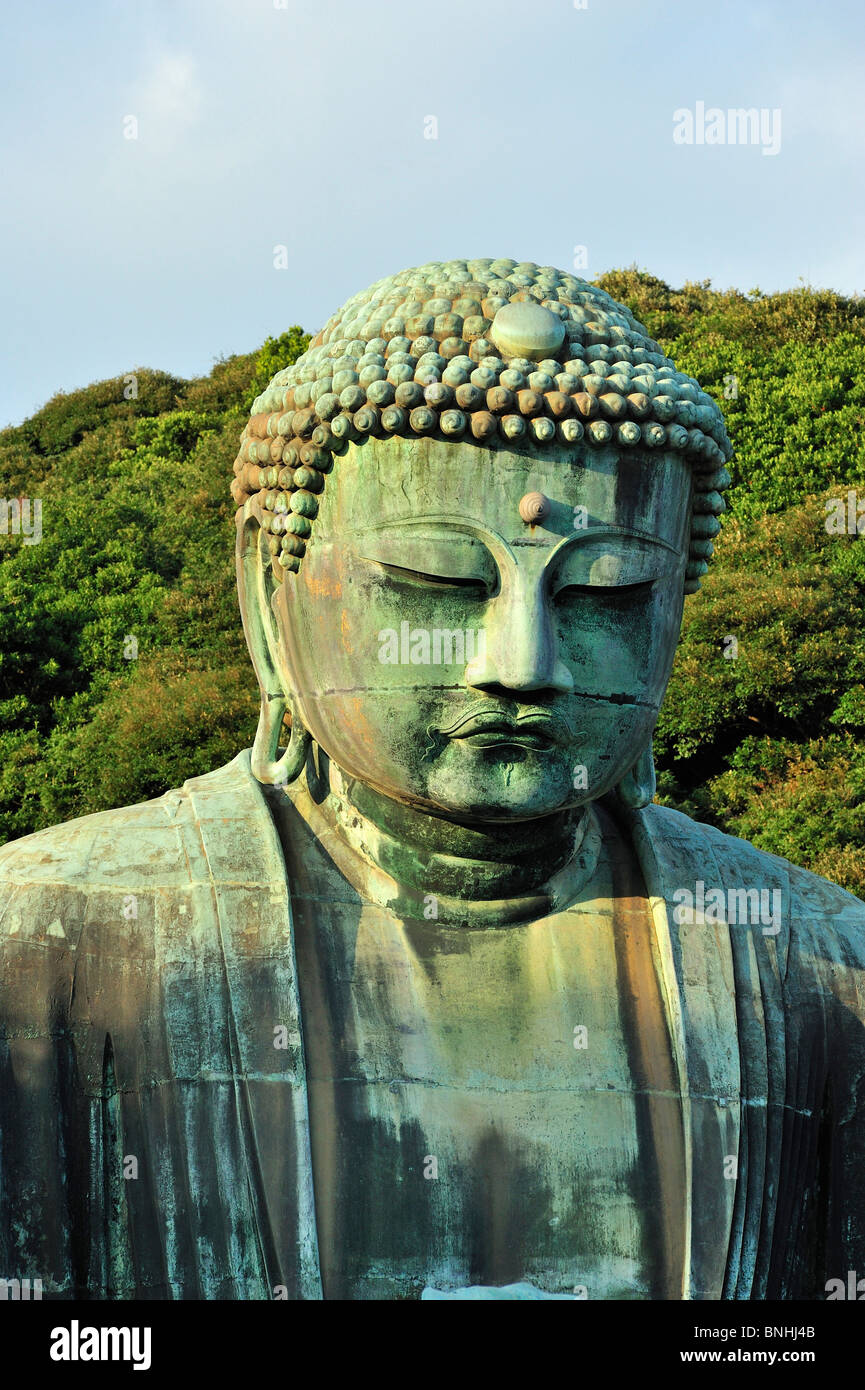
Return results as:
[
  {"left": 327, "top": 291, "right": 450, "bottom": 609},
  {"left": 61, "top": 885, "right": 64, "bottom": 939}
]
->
[{"left": 2, "top": 259, "right": 863, "bottom": 1301}]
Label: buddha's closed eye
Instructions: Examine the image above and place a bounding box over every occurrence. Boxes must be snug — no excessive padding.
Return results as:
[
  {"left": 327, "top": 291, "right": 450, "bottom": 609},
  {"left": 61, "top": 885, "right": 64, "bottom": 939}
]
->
[
  {"left": 372, "top": 561, "right": 491, "bottom": 594},
  {"left": 553, "top": 579, "right": 657, "bottom": 600}
]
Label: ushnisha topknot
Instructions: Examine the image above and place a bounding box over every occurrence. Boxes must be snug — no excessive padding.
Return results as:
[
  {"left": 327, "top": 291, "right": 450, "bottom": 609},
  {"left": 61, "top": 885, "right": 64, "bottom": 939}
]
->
[{"left": 231, "top": 258, "right": 733, "bottom": 592}]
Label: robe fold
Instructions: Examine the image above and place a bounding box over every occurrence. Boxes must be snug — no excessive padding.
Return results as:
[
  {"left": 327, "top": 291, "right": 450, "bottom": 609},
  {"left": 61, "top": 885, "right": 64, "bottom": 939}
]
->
[{"left": 1, "top": 749, "right": 864, "bottom": 1300}]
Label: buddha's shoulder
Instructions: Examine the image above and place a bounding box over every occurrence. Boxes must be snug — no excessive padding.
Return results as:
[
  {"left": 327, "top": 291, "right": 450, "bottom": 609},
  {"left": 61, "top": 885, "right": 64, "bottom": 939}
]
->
[
  {"left": 638, "top": 800, "right": 865, "bottom": 947},
  {"left": 0, "top": 752, "right": 283, "bottom": 1035},
  {"left": 0, "top": 750, "right": 265, "bottom": 899}
]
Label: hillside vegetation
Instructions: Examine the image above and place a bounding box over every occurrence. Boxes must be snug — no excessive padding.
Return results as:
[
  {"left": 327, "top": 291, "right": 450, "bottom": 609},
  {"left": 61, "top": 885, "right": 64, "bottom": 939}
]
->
[{"left": 2, "top": 278, "right": 864, "bottom": 895}]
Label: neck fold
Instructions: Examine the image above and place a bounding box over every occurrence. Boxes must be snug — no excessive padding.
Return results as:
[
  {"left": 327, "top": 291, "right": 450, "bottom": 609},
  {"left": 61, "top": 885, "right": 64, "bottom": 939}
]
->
[{"left": 271, "top": 756, "right": 602, "bottom": 927}]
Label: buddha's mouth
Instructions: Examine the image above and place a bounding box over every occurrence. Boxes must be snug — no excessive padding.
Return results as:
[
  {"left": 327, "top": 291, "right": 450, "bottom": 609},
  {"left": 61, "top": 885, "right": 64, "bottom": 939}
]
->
[{"left": 439, "top": 706, "right": 575, "bottom": 750}]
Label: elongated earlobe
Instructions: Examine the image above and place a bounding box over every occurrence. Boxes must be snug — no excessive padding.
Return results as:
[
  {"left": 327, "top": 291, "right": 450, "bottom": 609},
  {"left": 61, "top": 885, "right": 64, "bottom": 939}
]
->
[
  {"left": 615, "top": 740, "right": 657, "bottom": 811},
  {"left": 251, "top": 694, "right": 311, "bottom": 787},
  {"left": 238, "top": 508, "right": 313, "bottom": 787}
]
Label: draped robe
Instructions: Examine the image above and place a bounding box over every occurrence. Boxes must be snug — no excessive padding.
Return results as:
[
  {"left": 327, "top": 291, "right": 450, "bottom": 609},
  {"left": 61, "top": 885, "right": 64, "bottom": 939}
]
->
[{"left": 1, "top": 750, "right": 864, "bottom": 1299}]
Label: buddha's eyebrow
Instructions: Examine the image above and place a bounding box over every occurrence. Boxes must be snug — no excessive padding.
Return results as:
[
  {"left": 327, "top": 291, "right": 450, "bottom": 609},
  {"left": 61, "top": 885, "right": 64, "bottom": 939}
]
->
[
  {"left": 355, "top": 515, "right": 682, "bottom": 562},
  {"left": 538, "top": 525, "right": 682, "bottom": 560}
]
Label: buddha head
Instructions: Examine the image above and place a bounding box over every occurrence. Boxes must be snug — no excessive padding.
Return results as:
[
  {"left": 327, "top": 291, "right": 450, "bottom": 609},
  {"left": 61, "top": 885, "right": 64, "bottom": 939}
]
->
[{"left": 232, "top": 259, "right": 731, "bottom": 825}]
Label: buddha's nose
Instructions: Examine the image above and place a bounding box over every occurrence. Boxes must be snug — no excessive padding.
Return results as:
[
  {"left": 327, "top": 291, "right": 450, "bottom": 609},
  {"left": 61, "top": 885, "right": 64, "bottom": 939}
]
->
[{"left": 464, "top": 575, "right": 574, "bottom": 694}]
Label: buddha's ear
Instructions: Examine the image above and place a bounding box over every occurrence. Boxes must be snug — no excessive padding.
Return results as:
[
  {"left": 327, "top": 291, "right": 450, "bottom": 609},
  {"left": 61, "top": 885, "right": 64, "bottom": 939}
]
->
[
  {"left": 236, "top": 506, "right": 286, "bottom": 695},
  {"left": 236, "top": 506, "right": 310, "bottom": 784}
]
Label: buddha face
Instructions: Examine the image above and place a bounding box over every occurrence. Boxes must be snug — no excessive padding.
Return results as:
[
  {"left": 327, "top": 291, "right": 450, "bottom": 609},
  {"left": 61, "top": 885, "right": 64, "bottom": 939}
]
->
[{"left": 268, "top": 436, "right": 691, "bottom": 823}]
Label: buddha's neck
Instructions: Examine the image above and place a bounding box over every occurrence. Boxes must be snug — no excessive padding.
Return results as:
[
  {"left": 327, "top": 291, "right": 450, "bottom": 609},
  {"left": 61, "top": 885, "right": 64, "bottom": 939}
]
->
[{"left": 269, "top": 755, "right": 602, "bottom": 927}]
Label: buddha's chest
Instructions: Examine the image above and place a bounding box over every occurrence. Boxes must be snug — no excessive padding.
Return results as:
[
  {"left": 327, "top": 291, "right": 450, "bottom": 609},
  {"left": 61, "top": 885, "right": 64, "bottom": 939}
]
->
[{"left": 293, "top": 898, "right": 686, "bottom": 1300}]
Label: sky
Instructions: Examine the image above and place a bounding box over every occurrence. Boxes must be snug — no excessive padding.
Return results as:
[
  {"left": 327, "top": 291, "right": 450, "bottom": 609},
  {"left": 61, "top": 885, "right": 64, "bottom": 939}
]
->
[{"left": 1, "top": 0, "right": 863, "bottom": 427}]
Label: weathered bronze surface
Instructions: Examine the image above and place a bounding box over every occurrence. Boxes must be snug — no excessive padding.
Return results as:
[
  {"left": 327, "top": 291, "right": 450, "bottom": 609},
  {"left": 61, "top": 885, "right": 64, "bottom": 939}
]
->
[{"left": 2, "top": 259, "right": 864, "bottom": 1301}]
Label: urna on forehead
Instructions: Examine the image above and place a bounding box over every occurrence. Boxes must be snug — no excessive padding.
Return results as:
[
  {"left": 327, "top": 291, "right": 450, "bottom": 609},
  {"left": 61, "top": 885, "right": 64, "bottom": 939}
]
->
[{"left": 231, "top": 258, "right": 733, "bottom": 593}]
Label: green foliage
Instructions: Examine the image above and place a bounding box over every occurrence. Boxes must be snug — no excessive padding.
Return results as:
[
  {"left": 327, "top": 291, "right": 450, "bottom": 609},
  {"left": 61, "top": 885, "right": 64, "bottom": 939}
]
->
[
  {"left": 654, "top": 498, "right": 865, "bottom": 895},
  {"left": 1, "top": 273, "right": 864, "bottom": 898},
  {"left": 595, "top": 269, "right": 865, "bottom": 350},
  {"left": 0, "top": 370, "right": 187, "bottom": 462},
  {"left": 596, "top": 269, "right": 865, "bottom": 521},
  {"left": 0, "top": 370, "right": 258, "bottom": 838},
  {"left": 128, "top": 409, "right": 219, "bottom": 460}
]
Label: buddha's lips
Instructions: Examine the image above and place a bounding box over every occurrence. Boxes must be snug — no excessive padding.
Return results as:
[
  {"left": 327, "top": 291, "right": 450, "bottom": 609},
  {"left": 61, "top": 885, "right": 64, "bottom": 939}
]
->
[{"left": 437, "top": 707, "right": 576, "bottom": 749}]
